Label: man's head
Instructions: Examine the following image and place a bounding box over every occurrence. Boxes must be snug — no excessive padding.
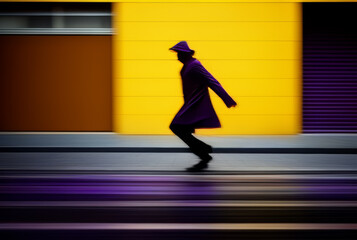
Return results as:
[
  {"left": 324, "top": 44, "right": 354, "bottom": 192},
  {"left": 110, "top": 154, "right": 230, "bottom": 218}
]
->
[
  {"left": 169, "top": 41, "right": 195, "bottom": 63},
  {"left": 177, "top": 50, "right": 195, "bottom": 63}
]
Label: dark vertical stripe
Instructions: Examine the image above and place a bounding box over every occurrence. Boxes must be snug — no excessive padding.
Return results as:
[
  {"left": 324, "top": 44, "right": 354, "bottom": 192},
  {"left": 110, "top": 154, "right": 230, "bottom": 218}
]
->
[{"left": 303, "top": 3, "right": 357, "bottom": 133}]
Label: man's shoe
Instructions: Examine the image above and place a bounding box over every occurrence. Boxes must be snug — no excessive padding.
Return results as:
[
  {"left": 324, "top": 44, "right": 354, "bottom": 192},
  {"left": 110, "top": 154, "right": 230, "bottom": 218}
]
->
[
  {"left": 186, "top": 161, "right": 209, "bottom": 172},
  {"left": 190, "top": 147, "right": 213, "bottom": 161}
]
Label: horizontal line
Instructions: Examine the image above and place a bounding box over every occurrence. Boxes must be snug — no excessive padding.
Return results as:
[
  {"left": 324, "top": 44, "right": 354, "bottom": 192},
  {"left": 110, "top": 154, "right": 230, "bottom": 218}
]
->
[
  {"left": 119, "top": 40, "right": 302, "bottom": 42},
  {"left": 0, "top": 147, "right": 356, "bottom": 154},
  {"left": 115, "top": 96, "right": 298, "bottom": 98},
  {"left": 303, "top": 122, "right": 357, "bottom": 124},
  {"left": 0, "top": 28, "right": 112, "bottom": 35},
  {"left": 1, "top": 200, "right": 357, "bottom": 208},
  {"left": 115, "top": 115, "right": 299, "bottom": 116},
  {"left": 116, "top": 114, "right": 299, "bottom": 116},
  {"left": 2, "top": 170, "right": 357, "bottom": 176},
  {"left": 115, "top": 40, "right": 302, "bottom": 42},
  {"left": 114, "top": 96, "right": 300, "bottom": 98},
  {"left": 3, "top": 173, "right": 357, "bottom": 180},
  {"left": 117, "top": 59, "right": 300, "bottom": 61},
  {"left": 0, "top": 132, "right": 115, "bottom": 135},
  {"left": 115, "top": 78, "right": 300, "bottom": 80},
  {"left": 0, "top": 13, "right": 112, "bottom": 16},
  {"left": 303, "top": 119, "right": 357, "bottom": 121},
  {"left": 118, "top": 77, "right": 299, "bottom": 79},
  {"left": 4, "top": 170, "right": 357, "bottom": 180},
  {"left": 118, "top": 21, "right": 301, "bottom": 23},
  {"left": 0, "top": 33, "right": 112, "bottom": 36},
  {"left": 0, "top": 33, "right": 113, "bottom": 36},
  {"left": 0, "top": 223, "right": 356, "bottom": 230}
]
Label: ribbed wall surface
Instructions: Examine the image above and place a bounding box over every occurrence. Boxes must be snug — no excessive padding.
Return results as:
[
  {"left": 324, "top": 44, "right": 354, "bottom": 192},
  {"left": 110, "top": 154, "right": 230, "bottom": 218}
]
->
[
  {"left": 113, "top": 3, "right": 302, "bottom": 134},
  {"left": 303, "top": 3, "right": 357, "bottom": 133}
]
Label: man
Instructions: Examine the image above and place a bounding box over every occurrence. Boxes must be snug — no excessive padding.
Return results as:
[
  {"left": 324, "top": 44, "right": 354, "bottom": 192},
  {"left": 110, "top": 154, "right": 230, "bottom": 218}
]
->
[{"left": 169, "top": 41, "right": 237, "bottom": 171}]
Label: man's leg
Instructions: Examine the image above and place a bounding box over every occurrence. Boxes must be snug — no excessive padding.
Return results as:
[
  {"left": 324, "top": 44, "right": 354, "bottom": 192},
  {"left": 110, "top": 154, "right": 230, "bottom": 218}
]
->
[{"left": 170, "top": 124, "right": 212, "bottom": 161}]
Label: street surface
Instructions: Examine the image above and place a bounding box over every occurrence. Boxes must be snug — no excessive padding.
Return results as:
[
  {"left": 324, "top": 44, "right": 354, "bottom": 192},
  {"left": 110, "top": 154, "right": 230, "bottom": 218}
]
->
[{"left": 0, "top": 134, "right": 356, "bottom": 239}]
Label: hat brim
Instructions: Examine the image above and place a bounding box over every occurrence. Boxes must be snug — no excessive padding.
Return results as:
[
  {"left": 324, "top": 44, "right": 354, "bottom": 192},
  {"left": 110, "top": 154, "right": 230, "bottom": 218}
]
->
[{"left": 169, "top": 47, "right": 193, "bottom": 53}]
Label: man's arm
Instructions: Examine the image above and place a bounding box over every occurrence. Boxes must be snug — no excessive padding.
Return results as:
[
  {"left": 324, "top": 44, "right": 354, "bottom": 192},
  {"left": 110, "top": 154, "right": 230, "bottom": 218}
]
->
[{"left": 193, "top": 63, "right": 237, "bottom": 108}]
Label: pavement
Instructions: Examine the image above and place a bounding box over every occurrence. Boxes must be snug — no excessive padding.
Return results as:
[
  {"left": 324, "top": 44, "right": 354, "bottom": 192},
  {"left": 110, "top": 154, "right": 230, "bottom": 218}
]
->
[
  {"left": 1, "top": 133, "right": 357, "bottom": 239},
  {"left": 1, "top": 132, "right": 357, "bottom": 149},
  {"left": 0, "top": 133, "right": 356, "bottom": 173}
]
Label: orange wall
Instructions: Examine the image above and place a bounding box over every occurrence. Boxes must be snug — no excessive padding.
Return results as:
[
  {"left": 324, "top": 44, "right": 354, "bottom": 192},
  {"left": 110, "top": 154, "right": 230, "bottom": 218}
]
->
[{"left": 0, "top": 36, "right": 112, "bottom": 131}]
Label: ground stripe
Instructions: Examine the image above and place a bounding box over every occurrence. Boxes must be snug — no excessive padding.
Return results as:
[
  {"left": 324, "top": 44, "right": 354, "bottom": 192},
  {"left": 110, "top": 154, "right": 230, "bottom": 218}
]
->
[
  {"left": 1, "top": 223, "right": 357, "bottom": 230},
  {"left": 1, "top": 200, "right": 357, "bottom": 207}
]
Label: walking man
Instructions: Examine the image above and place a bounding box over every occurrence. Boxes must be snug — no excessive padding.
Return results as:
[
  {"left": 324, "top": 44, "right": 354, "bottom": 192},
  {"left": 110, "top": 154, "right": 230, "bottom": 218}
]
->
[{"left": 169, "top": 41, "right": 237, "bottom": 171}]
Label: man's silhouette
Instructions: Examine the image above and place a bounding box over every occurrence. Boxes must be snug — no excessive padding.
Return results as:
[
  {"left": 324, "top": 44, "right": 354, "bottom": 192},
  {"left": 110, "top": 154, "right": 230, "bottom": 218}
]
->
[{"left": 169, "top": 41, "right": 237, "bottom": 171}]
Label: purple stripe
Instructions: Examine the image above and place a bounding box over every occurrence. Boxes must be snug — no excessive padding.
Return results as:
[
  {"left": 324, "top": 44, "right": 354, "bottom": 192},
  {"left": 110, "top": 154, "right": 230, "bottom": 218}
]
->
[
  {"left": 304, "top": 72, "right": 357, "bottom": 74},
  {"left": 303, "top": 100, "right": 357, "bottom": 102},
  {"left": 303, "top": 111, "right": 357, "bottom": 113},
  {"left": 304, "top": 62, "right": 357, "bottom": 65},
  {"left": 304, "top": 103, "right": 357, "bottom": 106},
  {"left": 303, "top": 52, "right": 357, "bottom": 55},
  {"left": 304, "top": 91, "right": 357, "bottom": 93},
  {"left": 303, "top": 125, "right": 357, "bottom": 128},
  {"left": 303, "top": 17, "right": 357, "bottom": 133},
  {"left": 304, "top": 88, "right": 357, "bottom": 90},
  {"left": 304, "top": 123, "right": 357, "bottom": 125},
  {"left": 303, "top": 50, "right": 357, "bottom": 54},
  {"left": 304, "top": 74, "right": 357, "bottom": 77},
  {"left": 303, "top": 79, "right": 357, "bottom": 82},
  {"left": 304, "top": 107, "right": 357, "bottom": 110},
  {"left": 305, "top": 39, "right": 357, "bottom": 41},
  {"left": 304, "top": 83, "right": 357, "bottom": 85},
  {"left": 303, "top": 114, "right": 357, "bottom": 117},
  {"left": 303, "top": 76, "right": 356, "bottom": 78},
  {"left": 304, "top": 64, "right": 357, "bottom": 69},
  {"left": 303, "top": 95, "right": 357, "bottom": 97},
  {"left": 302, "top": 97, "right": 357, "bottom": 99},
  {"left": 304, "top": 119, "right": 357, "bottom": 122},
  {"left": 304, "top": 47, "right": 357, "bottom": 50}
]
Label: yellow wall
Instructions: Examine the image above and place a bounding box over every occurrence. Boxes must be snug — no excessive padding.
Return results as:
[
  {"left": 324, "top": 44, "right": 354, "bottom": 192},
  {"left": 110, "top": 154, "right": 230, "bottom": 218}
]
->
[
  {"left": 3, "top": 1, "right": 357, "bottom": 3},
  {"left": 113, "top": 2, "right": 302, "bottom": 134}
]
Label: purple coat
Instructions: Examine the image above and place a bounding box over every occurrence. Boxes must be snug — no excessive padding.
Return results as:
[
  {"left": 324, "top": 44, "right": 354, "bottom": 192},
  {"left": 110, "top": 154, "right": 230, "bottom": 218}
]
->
[{"left": 171, "top": 58, "right": 237, "bottom": 129}]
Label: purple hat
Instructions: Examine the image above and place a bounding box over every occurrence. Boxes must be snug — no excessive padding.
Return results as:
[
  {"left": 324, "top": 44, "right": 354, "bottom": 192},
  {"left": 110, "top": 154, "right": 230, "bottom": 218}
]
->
[{"left": 169, "top": 41, "right": 194, "bottom": 53}]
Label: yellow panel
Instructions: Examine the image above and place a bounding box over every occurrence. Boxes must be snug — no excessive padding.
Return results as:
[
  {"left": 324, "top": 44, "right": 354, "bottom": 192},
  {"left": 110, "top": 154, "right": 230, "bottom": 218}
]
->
[
  {"left": 115, "top": 96, "right": 300, "bottom": 115},
  {"left": 116, "top": 97, "right": 183, "bottom": 115},
  {"left": 116, "top": 114, "right": 300, "bottom": 135},
  {"left": 211, "top": 96, "right": 301, "bottom": 115},
  {"left": 212, "top": 78, "right": 300, "bottom": 97},
  {"left": 115, "top": 41, "right": 301, "bottom": 60},
  {"left": 118, "top": 3, "right": 300, "bottom": 22},
  {"left": 3, "top": 1, "right": 357, "bottom": 3},
  {"left": 115, "top": 78, "right": 299, "bottom": 97},
  {"left": 116, "top": 22, "right": 300, "bottom": 41},
  {"left": 202, "top": 60, "right": 301, "bottom": 79},
  {"left": 115, "top": 78, "right": 182, "bottom": 97},
  {"left": 117, "top": 60, "right": 300, "bottom": 79},
  {"left": 113, "top": 2, "right": 303, "bottom": 135},
  {"left": 196, "top": 115, "right": 301, "bottom": 135},
  {"left": 116, "top": 60, "right": 178, "bottom": 79},
  {"left": 115, "top": 115, "right": 174, "bottom": 134}
]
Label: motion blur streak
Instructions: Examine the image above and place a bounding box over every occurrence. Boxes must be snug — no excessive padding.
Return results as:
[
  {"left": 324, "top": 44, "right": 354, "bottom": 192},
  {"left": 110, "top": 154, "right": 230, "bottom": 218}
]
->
[{"left": 1, "top": 172, "right": 357, "bottom": 239}]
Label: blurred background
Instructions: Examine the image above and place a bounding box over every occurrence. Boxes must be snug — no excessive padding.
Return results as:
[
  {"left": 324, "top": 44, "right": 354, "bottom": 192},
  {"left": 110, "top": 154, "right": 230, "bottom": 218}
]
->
[
  {"left": 0, "top": 1, "right": 357, "bottom": 239},
  {"left": 0, "top": 1, "right": 356, "bottom": 134}
]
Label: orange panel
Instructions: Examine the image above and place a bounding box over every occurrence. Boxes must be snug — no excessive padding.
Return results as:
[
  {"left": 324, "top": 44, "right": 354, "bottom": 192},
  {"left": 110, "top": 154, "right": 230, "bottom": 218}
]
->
[{"left": 0, "top": 35, "right": 112, "bottom": 131}]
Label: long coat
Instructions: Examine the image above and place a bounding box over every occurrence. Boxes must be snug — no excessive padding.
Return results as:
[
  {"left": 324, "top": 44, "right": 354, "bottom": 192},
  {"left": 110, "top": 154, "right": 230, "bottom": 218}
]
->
[{"left": 171, "top": 58, "right": 237, "bottom": 129}]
